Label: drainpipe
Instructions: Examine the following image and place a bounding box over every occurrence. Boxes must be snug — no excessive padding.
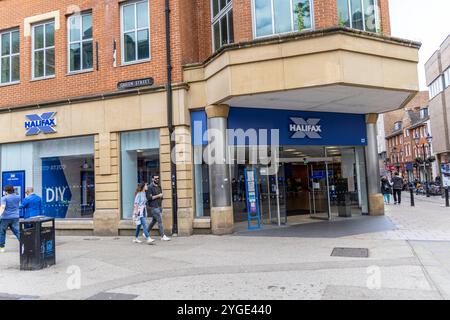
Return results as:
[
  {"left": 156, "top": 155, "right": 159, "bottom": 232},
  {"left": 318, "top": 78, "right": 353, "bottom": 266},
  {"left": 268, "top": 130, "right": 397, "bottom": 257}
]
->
[{"left": 165, "top": 0, "right": 178, "bottom": 235}]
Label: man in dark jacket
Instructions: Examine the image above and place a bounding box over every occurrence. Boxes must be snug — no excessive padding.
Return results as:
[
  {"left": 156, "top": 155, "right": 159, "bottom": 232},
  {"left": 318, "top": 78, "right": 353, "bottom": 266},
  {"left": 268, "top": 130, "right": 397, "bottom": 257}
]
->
[
  {"left": 392, "top": 172, "right": 404, "bottom": 204},
  {"left": 146, "top": 175, "right": 171, "bottom": 241}
]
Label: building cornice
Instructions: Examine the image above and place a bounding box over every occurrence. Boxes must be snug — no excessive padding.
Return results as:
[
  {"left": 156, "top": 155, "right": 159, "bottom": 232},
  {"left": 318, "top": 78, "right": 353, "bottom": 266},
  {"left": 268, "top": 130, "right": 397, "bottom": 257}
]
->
[{"left": 0, "top": 83, "right": 190, "bottom": 114}]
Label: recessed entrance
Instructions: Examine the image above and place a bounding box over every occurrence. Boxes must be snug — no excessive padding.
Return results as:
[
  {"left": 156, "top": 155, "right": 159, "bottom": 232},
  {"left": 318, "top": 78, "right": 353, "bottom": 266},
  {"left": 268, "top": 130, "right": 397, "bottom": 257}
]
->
[{"left": 230, "top": 145, "right": 369, "bottom": 229}]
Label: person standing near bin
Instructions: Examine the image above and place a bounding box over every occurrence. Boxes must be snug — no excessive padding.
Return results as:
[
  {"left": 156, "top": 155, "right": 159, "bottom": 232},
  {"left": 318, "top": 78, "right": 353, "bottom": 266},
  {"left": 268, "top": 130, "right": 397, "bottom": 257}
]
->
[
  {"left": 392, "top": 172, "right": 404, "bottom": 205},
  {"left": 133, "top": 182, "right": 155, "bottom": 244},
  {"left": 0, "top": 185, "right": 21, "bottom": 253},
  {"left": 147, "top": 175, "right": 171, "bottom": 241},
  {"left": 20, "top": 187, "right": 42, "bottom": 219}
]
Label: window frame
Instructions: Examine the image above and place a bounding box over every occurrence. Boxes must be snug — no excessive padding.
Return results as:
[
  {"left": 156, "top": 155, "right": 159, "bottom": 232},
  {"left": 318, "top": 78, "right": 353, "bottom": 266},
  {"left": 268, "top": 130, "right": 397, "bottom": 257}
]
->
[
  {"left": 429, "top": 75, "right": 443, "bottom": 100},
  {"left": 67, "top": 12, "right": 94, "bottom": 74},
  {"left": 444, "top": 67, "right": 450, "bottom": 89},
  {"left": 251, "top": 0, "right": 315, "bottom": 39},
  {"left": 0, "top": 28, "right": 20, "bottom": 86},
  {"left": 338, "top": 0, "right": 380, "bottom": 33},
  {"left": 211, "top": 0, "right": 234, "bottom": 52},
  {"left": 120, "top": 0, "right": 151, "bottom": 66},
  {"left": 31, "top": 20, "right": 56, "bottom": 80},
  {"left": 420, "top": 107, "right": 429, "bottom": 119}
]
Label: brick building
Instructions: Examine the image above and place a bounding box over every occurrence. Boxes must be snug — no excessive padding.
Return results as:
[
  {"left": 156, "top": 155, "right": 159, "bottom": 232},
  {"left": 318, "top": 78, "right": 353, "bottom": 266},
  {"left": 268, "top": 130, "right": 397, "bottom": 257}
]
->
[
  {"left": 0, "top": 0, "right": 420, "bottom": 236},
  {"left": 380, "top": 91, "right": 436, "bottom": 182},
  {"left": 425, "top": 34, "right": 450, "bottom": 185}
]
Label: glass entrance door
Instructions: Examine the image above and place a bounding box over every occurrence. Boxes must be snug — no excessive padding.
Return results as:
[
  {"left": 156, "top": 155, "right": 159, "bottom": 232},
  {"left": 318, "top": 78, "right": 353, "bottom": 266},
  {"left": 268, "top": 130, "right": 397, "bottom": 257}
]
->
[
  {"left": 308, "top": 160, "right": 331, "bottom": 220},
  {"left": 259, "top": 164, "right": 287, "bottom": 226}
]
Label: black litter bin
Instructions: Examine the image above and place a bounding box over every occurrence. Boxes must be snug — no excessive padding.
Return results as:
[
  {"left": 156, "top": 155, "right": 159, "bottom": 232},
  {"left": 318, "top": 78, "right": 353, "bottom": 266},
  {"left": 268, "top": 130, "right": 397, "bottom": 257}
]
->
[{"left": 19, "top": 216, "right": 56, "bottom": 271}]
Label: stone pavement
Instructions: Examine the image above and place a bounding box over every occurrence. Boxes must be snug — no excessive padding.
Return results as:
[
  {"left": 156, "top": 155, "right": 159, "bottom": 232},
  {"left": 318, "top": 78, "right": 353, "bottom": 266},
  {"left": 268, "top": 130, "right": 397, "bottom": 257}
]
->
[
  {"left": 0, "top": 193, "right": 450, "bottom": 300},
  {"left": 359, "top": 194, "right": 450, "bottom": 241}
]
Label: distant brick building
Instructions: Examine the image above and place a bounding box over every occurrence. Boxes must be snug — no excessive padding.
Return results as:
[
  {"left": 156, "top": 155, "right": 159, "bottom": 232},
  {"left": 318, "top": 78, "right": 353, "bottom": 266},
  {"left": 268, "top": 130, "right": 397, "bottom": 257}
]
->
[
  {"left": 425, "top": 34, "right": 450, "bottom": 183},
  {"left": 380, "top": 91, "right": 436, "bottom": 182},
  {"left": 0, "top": 0, "right": 420, "bottom": 236}
]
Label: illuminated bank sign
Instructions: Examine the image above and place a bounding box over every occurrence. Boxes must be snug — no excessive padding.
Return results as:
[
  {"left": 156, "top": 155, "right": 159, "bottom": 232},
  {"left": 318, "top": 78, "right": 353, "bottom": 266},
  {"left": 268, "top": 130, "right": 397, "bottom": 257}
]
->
[
  {"left": 225, "top": 108, "right": 367, "bottom": 146},
  {"left": 289, "top": 117, "right": 322, "bottom": 139},
  {"left": 25, "top": 112, "right": 57, "bottom": 136}
]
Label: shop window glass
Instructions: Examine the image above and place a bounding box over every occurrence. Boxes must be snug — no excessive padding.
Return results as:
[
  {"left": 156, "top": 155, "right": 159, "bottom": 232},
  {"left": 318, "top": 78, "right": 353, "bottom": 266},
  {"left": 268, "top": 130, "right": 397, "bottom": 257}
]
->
[
  {"left": 0, "top": 136, "right": 95, "bottom": 219},
  {"left": 120, "top": 129, "right": 160, "bottom": 219},
  {"left": 194, "top": 145, "right": 211, "bottom": 217}
]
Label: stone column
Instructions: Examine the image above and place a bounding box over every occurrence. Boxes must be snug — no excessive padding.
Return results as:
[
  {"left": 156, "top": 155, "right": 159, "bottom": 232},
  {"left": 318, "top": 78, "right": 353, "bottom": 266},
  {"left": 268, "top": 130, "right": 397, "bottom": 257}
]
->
[
  {"left": 205, "top": 104, "right": 234, "bottom": 235},
  {"left": 365, "top": 114, "right": 384, "bottom": 216}
]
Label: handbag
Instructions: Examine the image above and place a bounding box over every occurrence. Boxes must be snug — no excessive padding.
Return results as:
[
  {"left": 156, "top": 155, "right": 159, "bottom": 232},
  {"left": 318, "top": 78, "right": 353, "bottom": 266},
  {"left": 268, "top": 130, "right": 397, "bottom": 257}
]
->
[{"left": 133, "top": 204, "right": 141, "bottom": 226}]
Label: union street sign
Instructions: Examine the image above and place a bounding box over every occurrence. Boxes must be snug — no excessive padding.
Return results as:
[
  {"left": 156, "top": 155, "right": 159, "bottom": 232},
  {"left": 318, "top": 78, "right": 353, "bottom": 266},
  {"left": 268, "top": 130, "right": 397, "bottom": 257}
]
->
[
  {"left": 117, "top": 77, "right": 154, "bottom": 90},
  {"left": 25, "top": 112, "right": 57, "bottom": 136}
]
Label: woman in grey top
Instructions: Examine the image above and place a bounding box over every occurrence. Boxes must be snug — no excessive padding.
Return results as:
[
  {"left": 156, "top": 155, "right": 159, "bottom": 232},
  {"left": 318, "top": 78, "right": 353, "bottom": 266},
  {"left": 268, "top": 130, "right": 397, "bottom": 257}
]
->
[{"left": 133, "top": 183, "right": 155, "bottom": 244}]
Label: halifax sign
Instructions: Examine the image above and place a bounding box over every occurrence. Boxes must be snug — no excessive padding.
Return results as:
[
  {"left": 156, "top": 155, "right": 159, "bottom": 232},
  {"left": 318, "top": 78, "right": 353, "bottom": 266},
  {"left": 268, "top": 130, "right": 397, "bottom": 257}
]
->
[{"left": 25, "top": 112, "right": 57, "bottom": 136}]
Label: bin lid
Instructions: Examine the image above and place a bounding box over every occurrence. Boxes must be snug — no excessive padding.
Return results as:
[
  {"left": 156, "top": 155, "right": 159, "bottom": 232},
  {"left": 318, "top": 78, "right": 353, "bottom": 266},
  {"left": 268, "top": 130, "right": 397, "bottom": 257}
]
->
[{"left": 22, "top": 216, "right": 54, "bottom": 223}]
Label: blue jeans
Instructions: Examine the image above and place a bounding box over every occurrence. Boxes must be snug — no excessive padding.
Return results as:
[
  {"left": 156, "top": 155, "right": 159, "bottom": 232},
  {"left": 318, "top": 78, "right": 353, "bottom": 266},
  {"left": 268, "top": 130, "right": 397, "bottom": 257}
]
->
[
  {"left": 0, "top": 219, "right": 20, "bottom": 248},
  {"left": 135, "top": 216, "right": 150, "bottom": 239},
  {"left": 383, "top": 194, "right": 390, "bottom": 203},
  {"left": 149, "top": 207, "right": 164, "bottom": 237}
]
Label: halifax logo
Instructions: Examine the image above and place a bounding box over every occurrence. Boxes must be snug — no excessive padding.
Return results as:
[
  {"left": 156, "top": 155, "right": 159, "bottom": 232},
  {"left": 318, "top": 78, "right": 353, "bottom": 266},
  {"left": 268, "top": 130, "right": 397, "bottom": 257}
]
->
[
  {"left": 289, "top": 117, "right": 322, "bottom": 139},
  {"left": 25, "top": 112, "right": 57, "bottom": 136}
]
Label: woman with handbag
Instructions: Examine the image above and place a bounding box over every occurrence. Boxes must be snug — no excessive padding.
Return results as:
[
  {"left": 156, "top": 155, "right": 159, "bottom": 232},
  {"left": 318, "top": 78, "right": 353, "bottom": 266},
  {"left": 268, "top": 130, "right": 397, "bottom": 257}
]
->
[
  {"left": 133, "top": 182, "right": 155, "bottom": 244},
  {"left": 381, "top": 176, "right": 393, "bottom": 204}
]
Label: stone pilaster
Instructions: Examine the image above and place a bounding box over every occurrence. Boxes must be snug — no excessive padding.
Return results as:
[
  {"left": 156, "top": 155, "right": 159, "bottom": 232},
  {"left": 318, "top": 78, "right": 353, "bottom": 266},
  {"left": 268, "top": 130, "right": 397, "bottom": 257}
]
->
[
  {"left": 94, "top": 132, "right": 120, "bottom": 236},
  {"left": 174, "top": 125, "right": 195, "bottom": 236},
  {"left": 159, "top": 128, "right": 174, "bottom": 236},
  {"left": 159, "top": 126, "right": 195, "bottom": 236}
]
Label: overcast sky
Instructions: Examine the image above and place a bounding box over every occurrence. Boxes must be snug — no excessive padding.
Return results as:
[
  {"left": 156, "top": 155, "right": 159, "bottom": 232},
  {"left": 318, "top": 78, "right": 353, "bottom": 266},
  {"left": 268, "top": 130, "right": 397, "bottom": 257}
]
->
[{"left": 389, "top": 0, "right": 450, "bottom": 90}]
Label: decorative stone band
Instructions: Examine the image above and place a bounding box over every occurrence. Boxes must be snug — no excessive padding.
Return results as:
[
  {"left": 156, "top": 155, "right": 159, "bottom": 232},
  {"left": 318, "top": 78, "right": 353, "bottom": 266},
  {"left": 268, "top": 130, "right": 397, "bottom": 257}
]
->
[
  {"left": 24, "top": 10, "right": 60, "bottom": 37},
  {"left": 205, "top": 104, "right": 230, "bottom": 119},
  {"left": 366, "top": 113, "right": 379, "bottom": 124}
]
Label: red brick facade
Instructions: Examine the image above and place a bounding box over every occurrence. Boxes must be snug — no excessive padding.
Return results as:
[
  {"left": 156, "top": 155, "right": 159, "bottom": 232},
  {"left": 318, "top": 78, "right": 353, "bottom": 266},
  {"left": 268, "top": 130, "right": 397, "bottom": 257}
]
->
[
  {"left": 384, "top": 92, "right": 432, "bottom": 178},
  {"left": 0, "top": 0, "right": 392, "bottom": 109}
]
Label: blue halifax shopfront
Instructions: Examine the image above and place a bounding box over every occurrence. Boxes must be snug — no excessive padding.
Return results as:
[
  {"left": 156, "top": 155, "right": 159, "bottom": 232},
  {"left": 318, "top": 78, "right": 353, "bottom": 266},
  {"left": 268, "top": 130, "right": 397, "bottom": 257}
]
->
[
  {"left": 192, "top": 107, "right": 367, "bottom": 146},
  {"left": 192, "top": 107, "right": 370, "bottom": 228}
]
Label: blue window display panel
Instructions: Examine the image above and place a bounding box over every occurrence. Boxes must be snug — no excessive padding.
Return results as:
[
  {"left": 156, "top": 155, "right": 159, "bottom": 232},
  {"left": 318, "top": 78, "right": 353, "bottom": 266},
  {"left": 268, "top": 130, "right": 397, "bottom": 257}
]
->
[{"left": 245, "top": 167, "right": 261, "bottom": 230}]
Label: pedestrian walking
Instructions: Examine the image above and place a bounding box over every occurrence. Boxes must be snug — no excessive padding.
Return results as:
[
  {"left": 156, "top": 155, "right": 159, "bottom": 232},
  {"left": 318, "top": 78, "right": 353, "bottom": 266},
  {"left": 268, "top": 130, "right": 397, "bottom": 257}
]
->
[
  {"left": 20, "top": 187, "right": 42, "bottom": 219},
  {"left": 0, "top": 185, "right": 21, "bottom": 253},
  {"left": 147, "top": 175, "right": 171, "bottom": 241},
  {"left": 133, "top": 182, "right": 155, "bottom": 244},
  {"left": 392, "top": 172, "right": 403, "bottom": 204},
  {"left": 381, "top": 176, "right": 392, "bottom": 204}
]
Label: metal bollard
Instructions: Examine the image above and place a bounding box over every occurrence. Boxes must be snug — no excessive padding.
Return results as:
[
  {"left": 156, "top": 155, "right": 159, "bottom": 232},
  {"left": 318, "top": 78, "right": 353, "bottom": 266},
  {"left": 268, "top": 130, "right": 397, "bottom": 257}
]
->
[
  {"left": 446, "top": 188, "right": 449, "bottom": 207},
  {"left": 410, "top": 188, "right": 415, "bottom": 207}
]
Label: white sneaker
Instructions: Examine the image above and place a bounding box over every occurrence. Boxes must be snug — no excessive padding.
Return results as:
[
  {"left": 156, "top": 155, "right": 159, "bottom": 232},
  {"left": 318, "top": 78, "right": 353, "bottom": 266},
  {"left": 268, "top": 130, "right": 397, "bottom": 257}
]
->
[
  {"left": 146, "top": 237, "right": 155, "bottom": 244},
  {"left": 161, "top": 235, "right": 171, "bottom": 241},
  {"left": 133, "top": 238, "right": 142, "bottom": 243},
  {"left": 0, "top": 247, "right": 5, "bottom": 253}
]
